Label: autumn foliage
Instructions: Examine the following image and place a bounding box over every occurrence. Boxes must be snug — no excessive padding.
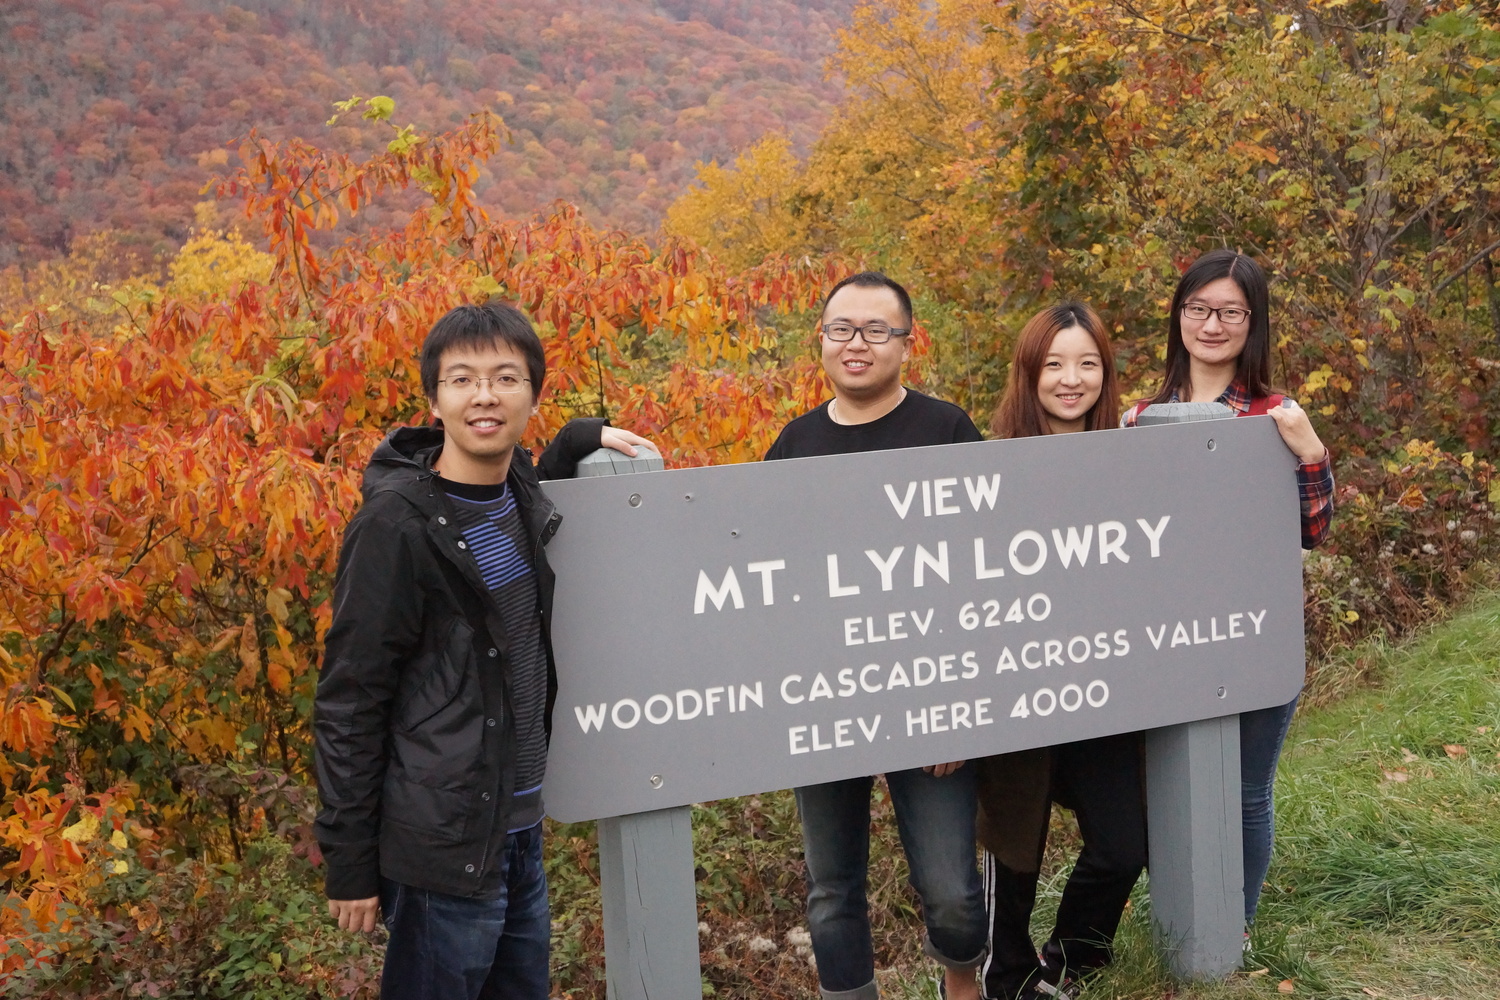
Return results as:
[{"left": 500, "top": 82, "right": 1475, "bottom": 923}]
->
[
  {"left": 0, "top": 100, "right": 864, "bottom": 987},
  {"left": 0, "top": 0, "right": 851, "bottom": 267},
  {"left": 4, "top": 1, "right": 1500, "bottom": 994},
  {"left": 669, "top": 0, "right": 1500, "bottom": 452}
]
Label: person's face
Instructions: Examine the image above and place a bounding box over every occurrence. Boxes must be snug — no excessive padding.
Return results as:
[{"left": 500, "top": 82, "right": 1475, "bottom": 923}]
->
[
  {"left": 1180, "top": 276, "right": 1251, "bottom": 369},
  {"left": 429, "top": 341, "right": 538, "bottom": 475},
  {"left": 818, "top": 284, "right": 911, "bottom": 401},
  {"left": 1036, "top": 324, "right": 1104, "bottom": 434}
]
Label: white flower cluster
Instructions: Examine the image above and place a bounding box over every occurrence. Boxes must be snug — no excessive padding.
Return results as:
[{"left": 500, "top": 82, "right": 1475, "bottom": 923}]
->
[{"left": 786, "top": 926, "right": 815, "bottom": 967}]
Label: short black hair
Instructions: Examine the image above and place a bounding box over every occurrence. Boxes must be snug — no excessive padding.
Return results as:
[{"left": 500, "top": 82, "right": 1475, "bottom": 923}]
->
[
  {"left": 820, "top": 271, "right": 914, "bottom": 328},
  {"left": 420, "top": 300, "right": 547, "bottom": 399}
]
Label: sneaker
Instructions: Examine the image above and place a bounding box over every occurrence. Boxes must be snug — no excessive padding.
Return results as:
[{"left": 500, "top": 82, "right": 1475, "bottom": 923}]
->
[{"left": 1030, "top": 968, "right": 1082, "bottom": 1000}]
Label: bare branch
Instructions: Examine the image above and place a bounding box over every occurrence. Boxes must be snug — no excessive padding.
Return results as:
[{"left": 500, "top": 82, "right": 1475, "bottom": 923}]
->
[{"left": 1432, "top": 237, "right": 1500, "bottom": 298}]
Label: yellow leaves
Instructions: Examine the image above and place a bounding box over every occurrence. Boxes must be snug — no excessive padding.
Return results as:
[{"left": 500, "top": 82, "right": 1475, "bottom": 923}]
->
[
  {"left": 165, "top": 227, "right": 273, "bottom": 303},
  {"left": 60, "top": 813, "right": 99, "bottom": 844},
  {"left": 1233, "top": 143, "right": 1279, "bottom": 165},
  {"left": 1343, "top": 610, "right": 1360, "bottom": 623},
  {"left": 469, "top": 273, "right": 503, "bottom": 300},
  {"left": 185, "top": 716, "right": 238, "bottom": 756},
  {"left": 110, "top": 829, "right": 127, "bottom": 850},
  {"left": 122, "top": 704, "right": 155, "bottom": 744},
  {"left": 1301, "top": 365, "right": 1333, "bottom": 395},
  {"left": 362, "top": 96, "right": 396, "bottom": 122},
  {"left": 264, "top": 587, "right": 292, "bottom": 624}
]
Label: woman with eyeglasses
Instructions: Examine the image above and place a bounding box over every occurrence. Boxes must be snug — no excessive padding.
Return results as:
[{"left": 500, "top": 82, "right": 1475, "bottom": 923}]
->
[
  {"left": 1122, "top": 248, "right": 1334, "bottom": 936},
  {"left": 976, "top": 302, "right": 1145, "bottom": 1000}
]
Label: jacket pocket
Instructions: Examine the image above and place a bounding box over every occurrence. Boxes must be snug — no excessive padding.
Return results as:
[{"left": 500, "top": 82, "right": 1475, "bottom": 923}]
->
[
  {"left": 381, "top": 777, "right": 473, "bottom": 846},
  {"left": 396, "top": 619, "right": 473, "bottom": 733}
]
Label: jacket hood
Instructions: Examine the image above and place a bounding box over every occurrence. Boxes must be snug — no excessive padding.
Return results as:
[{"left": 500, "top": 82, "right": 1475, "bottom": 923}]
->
[{"left": 362, "top": 425, "right": 444, "bottom": 501}]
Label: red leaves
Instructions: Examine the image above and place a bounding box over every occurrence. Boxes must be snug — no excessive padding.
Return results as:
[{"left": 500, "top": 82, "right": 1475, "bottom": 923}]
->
[{"left": 0, "top": 105, "right": 839, "bottom": 975}]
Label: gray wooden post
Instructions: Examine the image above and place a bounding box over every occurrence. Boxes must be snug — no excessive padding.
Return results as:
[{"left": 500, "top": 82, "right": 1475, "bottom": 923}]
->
[
  {"left": 1144, "top": 717, "right": 1244, "bottom": 977},
  {"left": 573, "top": 447, "right": 704, "bottom": 1000},
  {"left": 1137, "top": 402, "right": 1245, "bottom": 979},
  {"left": 597, "top": 809, "right": 701, "bottom": 1000}
]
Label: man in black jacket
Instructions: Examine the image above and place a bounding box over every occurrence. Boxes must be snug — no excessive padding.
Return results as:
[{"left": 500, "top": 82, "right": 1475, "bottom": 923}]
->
[{"left": 314, "top": 301, "right": 651, "bottom": 999}]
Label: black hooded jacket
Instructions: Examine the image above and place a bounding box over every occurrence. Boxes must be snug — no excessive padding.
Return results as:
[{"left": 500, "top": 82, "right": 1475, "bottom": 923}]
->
[{"left": 314, "top": 418, "right": 605, "bottom": 900}]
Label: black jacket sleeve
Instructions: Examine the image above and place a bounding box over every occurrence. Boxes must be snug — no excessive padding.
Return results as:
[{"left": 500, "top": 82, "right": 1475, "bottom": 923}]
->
[
  {"left": 536, "top": 417, "right": 609, "bottom": 481},
  {"left": 313, "top": 500, "right": 425, "bottom": 900}
]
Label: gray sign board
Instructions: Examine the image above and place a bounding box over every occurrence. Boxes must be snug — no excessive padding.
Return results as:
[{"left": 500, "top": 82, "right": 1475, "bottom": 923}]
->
[{"left": 541, "top": 417, "right": 1304, "bottom": 822}]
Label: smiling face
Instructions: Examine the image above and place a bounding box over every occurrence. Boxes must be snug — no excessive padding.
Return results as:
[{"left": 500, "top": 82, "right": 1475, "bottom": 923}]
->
[
  {"left": 1180, "top": 276, "right": 1252, "bottom": 371},
  {"left": 1036, "top": 324, "right": 1104, "bottom": 435},
  {"left": 818, "top": 283, "right": 911, "bottom": 405},
  {"left": 429, "top": 340, "right": 539, "bottom": 485}
]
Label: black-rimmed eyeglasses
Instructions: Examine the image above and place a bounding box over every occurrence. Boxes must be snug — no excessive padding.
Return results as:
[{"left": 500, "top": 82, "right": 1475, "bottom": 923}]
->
[
  {"left": 821, "top": 322, "right": 911, "bottom": 344},
  {"left": 1181, "top": 303, "right": 1250, "bottom": 326}
]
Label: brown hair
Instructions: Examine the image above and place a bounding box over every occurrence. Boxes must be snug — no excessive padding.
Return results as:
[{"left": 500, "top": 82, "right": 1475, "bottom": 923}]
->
[{"left": 989, "top": 301, "right": 1120, "bottom": 439}]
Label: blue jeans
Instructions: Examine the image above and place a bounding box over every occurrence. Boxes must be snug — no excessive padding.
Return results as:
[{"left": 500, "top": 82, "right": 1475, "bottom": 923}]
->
[
  {"left": 380, "top": 825, "right": 550, "bottom": 1000},
  {"left": 796, "top": 765, "right": 986, "bottom": 998},
  {"left": 1241, "top": 696, "right": 1298, "bottom": 923}
]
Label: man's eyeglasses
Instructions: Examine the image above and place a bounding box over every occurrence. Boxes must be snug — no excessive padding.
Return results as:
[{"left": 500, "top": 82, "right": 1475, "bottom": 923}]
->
[
  {"left": 1181, "top": 303, "right": 1251, "bottom": 326},
  {"left": 437, "top": 374, "right": 532, "bottom": 394},
  {"left": 821, "top": 322, "right": 911, "bottom": 344}
]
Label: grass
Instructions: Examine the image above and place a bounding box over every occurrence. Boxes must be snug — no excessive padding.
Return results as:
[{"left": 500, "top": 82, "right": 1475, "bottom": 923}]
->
[{"left": 548, "top": 595, "right": 1500, "bottom": 999}]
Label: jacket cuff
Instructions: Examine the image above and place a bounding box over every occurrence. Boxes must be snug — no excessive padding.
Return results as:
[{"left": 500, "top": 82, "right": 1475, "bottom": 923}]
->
[
  {"left": 324, "top": 859, "right": 382, "bottom": 901},
  {"left": 537, "top": 417, "right": 609, "bottom": 480}
]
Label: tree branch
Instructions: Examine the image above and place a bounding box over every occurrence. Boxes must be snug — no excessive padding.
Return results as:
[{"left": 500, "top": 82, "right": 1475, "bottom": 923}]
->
[{"left": 1432, "top": 237, "right": 1500, "bottom": 298}]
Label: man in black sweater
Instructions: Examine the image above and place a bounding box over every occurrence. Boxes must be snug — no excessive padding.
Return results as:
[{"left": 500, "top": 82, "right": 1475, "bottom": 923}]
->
[
  {"left": 765, "top": 273, "right": 986, "bottom": 1000},
  {"left": 314, "top": 301, "right": 651, "bottom": 1000}
]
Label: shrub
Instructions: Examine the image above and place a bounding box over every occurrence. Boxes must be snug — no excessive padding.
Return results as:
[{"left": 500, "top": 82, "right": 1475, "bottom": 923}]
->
[
  {"left": 1302, "top": 441, "right": 1497, "bottom": 702},
  {"left": 1, "top": 833, "right": 380, "bottom": 999}
]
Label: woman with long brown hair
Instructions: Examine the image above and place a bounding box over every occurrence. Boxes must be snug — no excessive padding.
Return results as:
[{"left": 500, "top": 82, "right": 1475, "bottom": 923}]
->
[{"left": 976, "top": 303, "right": 1144, "bottom": 1000}]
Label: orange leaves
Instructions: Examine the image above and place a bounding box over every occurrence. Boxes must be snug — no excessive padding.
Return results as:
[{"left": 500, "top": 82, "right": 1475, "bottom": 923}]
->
[
  {"left": 0, "top": 786, "right": 138, "bottom": 909},
  {"left": 235, "top": 616, "right": 261, "bottom": 694},
  {"left": 1395, "top": 485, "right": 1427, "bottom": 511},
  {"left": 0, "top": 692, "right": 66, "bottom": 762},
  {"left": 0, "top": 103, "right": 848, "bottom": 951}
]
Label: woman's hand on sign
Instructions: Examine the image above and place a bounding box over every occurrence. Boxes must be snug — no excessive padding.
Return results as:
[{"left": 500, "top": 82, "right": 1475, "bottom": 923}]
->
[
  {"left": 925, "top": 760, "right": 965, "bottom": 778},
  {"left": 600, "top": 426, "right": 659, "bottom": 458},
  {"left": 328, "top": 896, "right": 380, "bottom": 933},
  {"left": 1266, "top": 400, "right": 1327, "bottom": 465}
]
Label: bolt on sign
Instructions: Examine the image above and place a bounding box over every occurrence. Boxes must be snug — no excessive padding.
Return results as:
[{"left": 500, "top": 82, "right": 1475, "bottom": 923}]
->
[{"left": 541, "top": 417, "right": 1304, "bottom": 822}]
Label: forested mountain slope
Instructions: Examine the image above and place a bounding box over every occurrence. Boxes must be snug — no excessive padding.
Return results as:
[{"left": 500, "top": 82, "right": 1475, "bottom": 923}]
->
[{"left": 0, "top": 0, "right": 852, "bottom": 266}]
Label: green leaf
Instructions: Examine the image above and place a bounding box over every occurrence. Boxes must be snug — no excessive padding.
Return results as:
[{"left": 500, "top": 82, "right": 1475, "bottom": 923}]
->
[{"left": 363, "top": 96, "right": 396, "bottom": 121}]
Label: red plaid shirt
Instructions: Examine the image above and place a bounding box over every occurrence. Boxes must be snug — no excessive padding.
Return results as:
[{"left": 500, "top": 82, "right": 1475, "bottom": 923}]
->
[{"left": 1122, "top": 383, "right": 1334, "bottom": 550}]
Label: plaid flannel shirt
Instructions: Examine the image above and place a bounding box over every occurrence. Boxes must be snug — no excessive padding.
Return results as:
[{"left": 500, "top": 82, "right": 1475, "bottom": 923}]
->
[{"left": 1121, "top": 383, "right": 1334, "bottom": 550}]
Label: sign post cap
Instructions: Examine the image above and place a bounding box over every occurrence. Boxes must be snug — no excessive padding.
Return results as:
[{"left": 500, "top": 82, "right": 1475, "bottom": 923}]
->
[
  {"left": 574, "top": 447, "right": 666, "bottom": 477},
  {"left": 1136, "top": 402, "right": 1235, "bottom": 426}
]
